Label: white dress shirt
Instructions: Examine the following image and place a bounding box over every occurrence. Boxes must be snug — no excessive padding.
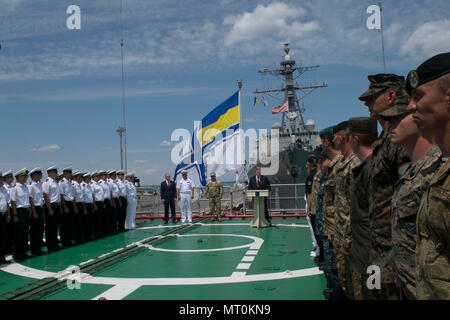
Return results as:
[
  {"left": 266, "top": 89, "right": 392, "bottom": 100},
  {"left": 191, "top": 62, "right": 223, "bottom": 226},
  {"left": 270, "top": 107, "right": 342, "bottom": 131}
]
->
[
  {"left": 11, "top": 182, "right": 31, "bottom": 208},
  {"left": 99, "top": 179, "right": 111, "bottom": 199},
  {"left": 72, "top": 181, "right": 84, "bottom": 203},
  {"left": 107, "top": 178, "right": 120, "bottom": 198},
  {"left": 178, "top": 178, "right": 193, "bottom": 194},
  {"left": 125, "top": 180, "right": 137, "bottom": 199},
  {"left": 116, "top": 179, "right": 127, "bottom": 197},
  {"left": 42, "top": 177, "right": 61, "bottom": 204},
  {"left": 59, "top": 177, "right": 75, "bottom": 202},
  {"left": 28, "top": 181, "right": 44, "bottom": 207},
  {"left": 90, "top": 181, "right": 105, "bottom": 202},
  {"left": 0, "top": 185, "right": 9, "bottom": 213},
  {"left": 81, "top": 182, "right": 94, "bottom": 204}
]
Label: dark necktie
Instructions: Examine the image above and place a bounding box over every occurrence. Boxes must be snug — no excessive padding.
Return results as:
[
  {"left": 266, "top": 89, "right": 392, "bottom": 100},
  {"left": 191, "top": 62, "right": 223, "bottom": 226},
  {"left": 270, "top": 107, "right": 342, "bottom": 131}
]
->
[{"left": 167, "top": 181, "right": 170, "bottom": 189}]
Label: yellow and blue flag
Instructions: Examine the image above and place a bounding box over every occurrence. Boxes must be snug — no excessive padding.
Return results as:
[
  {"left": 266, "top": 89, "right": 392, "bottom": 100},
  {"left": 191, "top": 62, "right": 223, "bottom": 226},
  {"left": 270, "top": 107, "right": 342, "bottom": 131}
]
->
[{"left": 253, "top": 96, "right": 258, "bottom": 108}]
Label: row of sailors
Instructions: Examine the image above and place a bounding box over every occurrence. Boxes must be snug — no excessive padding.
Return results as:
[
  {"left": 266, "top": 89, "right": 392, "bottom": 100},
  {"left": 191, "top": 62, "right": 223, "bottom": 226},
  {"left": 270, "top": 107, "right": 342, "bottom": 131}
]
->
[{"left": 0, "top": 166, "right": 137, "bottom": 262}]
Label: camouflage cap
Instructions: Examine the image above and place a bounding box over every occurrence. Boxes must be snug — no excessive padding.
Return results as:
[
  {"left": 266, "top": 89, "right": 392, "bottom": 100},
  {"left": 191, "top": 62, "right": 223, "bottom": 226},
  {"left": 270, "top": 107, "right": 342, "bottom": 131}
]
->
[
  {"left": 210, "top": 172, "right": 216, "bottom": 176},
  {"left": 319, "top": 126, "right": 334, "bottom": 139},
  {"left": 358, "top": 73, "right": 405, "bottom": 101},
  {"left": 379, "top": 87, "right": 411, "bottom": 119},
  {"left": 348, "top": 117, "right": 378, "bottom": 136}
]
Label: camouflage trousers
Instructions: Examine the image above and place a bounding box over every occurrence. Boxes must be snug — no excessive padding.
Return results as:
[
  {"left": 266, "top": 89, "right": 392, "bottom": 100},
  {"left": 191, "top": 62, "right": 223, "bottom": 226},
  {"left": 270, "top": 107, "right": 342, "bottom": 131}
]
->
[
  {"left": 321, "top": 236, "right": 344, "bottom": 297},
  {"left": 352, "top": 271, "right": 376, "bottom": 300},
  {"left": 209, "top": 197, "right": 221, "bottom": 219},
  {"left": 336, "top": 251, "right": 354, "bottom": 299}
]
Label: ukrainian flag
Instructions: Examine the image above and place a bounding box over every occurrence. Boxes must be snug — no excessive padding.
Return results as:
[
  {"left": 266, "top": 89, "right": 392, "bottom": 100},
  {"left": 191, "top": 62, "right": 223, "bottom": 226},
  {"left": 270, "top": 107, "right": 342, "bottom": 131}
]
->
[{"left": 198, "top": 91, "right": 240, "bottom": 147}]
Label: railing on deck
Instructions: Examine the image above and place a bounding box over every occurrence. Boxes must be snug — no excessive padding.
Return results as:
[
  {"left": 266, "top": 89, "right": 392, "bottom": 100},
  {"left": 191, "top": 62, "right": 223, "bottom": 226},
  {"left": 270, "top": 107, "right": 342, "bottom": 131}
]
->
[{"left": 135, "top": 183, "right": 306, "bottom": 216}]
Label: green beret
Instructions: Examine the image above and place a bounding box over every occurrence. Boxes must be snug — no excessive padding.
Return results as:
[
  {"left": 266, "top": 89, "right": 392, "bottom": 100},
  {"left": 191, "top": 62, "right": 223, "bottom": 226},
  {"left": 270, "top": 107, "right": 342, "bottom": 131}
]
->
[
  {"left": 348, "top": 117, "right": 378, "bottom": 136},
  {"left": 359, "top": 74, "right": 405, "bottom": 101},
  {"left": 379, "top": 87, "right": 411, "bottom": 119},
  {"left": 319, "top": 126, "right": 334, "bottom": 139},
  {"left": 332, "top": 121, "right": 349, "bottom": 134},
  {"left": 406, "top": 52, "right": 450, "bottom": 94}
]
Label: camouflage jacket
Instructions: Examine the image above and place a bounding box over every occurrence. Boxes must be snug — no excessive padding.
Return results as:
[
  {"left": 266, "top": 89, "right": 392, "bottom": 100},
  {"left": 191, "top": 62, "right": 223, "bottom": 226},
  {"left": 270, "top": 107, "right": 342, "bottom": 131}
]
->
[
  {"left": 310, "top": 169, "right": 322, "bottom": 216},
  {"left": 391, "top": 146, "right": 441, "bottom": 299},
  {"left": 205, "top": 180, "right": 223, "bottom": 198},
  {"left": 323, "top": 153, "right": 343, "bottom": 237},
  {"left": 367, "top": 130, "right": 410, "bottom": 283},
  {"left": 416, "top": 156, "right": 450, "bottom": 300},
  {"left": 334, "top": 153, "right": 361, "bottom": 248},
  {"left": 315, "top": 171, "right": 329, "bottom": 237},
  {"left": 349, "top": 156, "right": 372, "bottom": 273}
]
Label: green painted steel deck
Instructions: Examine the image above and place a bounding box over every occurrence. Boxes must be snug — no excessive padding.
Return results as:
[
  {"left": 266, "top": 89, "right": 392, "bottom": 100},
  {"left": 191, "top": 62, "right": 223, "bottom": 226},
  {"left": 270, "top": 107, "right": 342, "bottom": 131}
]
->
[{"left": 0, "top": 218, "right": 326, "bottom": 300}]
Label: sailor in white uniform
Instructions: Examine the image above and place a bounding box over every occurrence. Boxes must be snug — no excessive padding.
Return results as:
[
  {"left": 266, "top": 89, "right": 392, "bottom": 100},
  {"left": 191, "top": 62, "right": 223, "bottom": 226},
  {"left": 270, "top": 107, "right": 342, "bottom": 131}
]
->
[
  {"left": 90, "top": 171, "right": 105, "bottom": 238},
  {"left": 81, "top": 172, "right": 94, "bottom": 241},
  {"left": 99, "top": 170, "right": 113, "bottom": 235},
  {"left": 71, "top": 171, "right": 85, "bottom": 244},
  {"left": 125, "top": 172, "right": 137, "bottom": 230},
  {"left": 10, "top": 168, "right": 31, "bottom": 261},
  {"left": 177, "top": 170, "right": 194, "bottom": 223},
  {"left": 3, "top": 170, "right": 15, "bottom": 254},
  {"left": 59, "top": 166, "right": 77, "bottom": 247},
  {"left": 0, "top": 170, "right": 11, "bottom": 264},
  {"left": 28, "top": 167, "right": 44, "bottom": 255},
  {"left": 107, "top": 170, "right": 120, "bottom": 234},
  {"left": 42, "top": 166, "right": 62, "bottom": 251},
  {"left": 116, "top": 170, "right": 128, "bottom": 232}
]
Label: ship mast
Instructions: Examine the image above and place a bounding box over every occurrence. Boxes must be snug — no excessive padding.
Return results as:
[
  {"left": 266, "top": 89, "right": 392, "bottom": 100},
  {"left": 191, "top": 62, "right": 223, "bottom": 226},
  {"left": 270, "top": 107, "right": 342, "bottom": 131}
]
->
[{"left": 253, "top": 43, "right": 327, "bottom": 150}]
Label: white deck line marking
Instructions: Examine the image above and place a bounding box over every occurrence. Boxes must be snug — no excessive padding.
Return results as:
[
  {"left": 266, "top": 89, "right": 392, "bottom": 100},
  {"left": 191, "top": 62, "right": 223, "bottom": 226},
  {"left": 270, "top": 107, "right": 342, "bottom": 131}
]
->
[
  {"left": 246, "top": 250, "right": 258, "bottom": 255},
  {"left": 79, "top": 259, "right": 95, "bottom": 266},
  {"left": 236, "top": 263, "right": 251, "bottom": 270},
  {"left": 241, "top": 256, "right": 255, "bottom": 262},
  {"left": 231, "top": 272, "right": 246, "bottom": 277},
  {"left": 92, "top": 283, "right": 142, "bottom": 300}
]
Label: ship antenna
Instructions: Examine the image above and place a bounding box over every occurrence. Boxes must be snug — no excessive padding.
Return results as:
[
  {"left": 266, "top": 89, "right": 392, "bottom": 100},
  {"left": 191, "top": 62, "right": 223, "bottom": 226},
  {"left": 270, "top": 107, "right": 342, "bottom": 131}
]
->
[{"left": 119, "top": 0, "right": 128, "bottom": 173}]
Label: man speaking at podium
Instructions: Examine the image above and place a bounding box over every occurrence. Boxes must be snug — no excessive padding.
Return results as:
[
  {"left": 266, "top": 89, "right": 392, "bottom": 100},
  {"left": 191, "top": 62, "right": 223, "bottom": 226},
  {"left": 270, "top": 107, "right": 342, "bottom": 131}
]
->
[{"left": 248, "top": 168, "right": 271, "bottom": 225}]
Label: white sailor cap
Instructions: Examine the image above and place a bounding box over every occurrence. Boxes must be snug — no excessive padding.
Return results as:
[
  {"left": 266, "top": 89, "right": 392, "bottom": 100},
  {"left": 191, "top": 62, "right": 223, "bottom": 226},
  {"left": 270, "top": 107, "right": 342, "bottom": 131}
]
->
[
  {"left": 47, "top": 165, "right": 57, "bottom": 172},
  {"left": 99, "top": 169, "right": 107, "bottom": 174},
  {"left": 3, "top": 170, "right": 13, "bottom": 176},
  {"left": 73, "top": 170, "right": 82, "bottom": 176},
  {"left": 91, "top": 171, "right": 98, "bottom": 176},
  {"left": 117, "top": 170, "right": 125, "bottom": 175},
  {"left": 83, "top": 172, "right": 91, "bottom": 178},
  {"left": 108, "top": 170, "right": 116, "bottom": 174},
  {"left": 15, "top": 168, "right": 29, "bottom": 177},
  {"left": 126, "top": 171, "right": 135, "bottom": 177},
  {"left": 29, "top": 167, "right": 42, "bottom": 175},
  {"left": 62, "top": 166, "right": 72, "bottom": 172}
]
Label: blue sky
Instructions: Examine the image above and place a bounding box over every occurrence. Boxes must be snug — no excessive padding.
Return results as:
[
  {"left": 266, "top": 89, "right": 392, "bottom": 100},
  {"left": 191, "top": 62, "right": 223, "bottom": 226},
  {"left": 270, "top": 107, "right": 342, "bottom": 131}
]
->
[{"left": 0, "top": 0, "right": 449, "bottom": 185}]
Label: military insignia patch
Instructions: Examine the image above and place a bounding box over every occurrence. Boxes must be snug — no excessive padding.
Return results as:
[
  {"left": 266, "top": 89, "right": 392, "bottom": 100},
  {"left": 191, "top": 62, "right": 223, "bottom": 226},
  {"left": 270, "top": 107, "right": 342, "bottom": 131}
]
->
[{"left": 408, "top": 70, "right": 419, "bottom": 89}]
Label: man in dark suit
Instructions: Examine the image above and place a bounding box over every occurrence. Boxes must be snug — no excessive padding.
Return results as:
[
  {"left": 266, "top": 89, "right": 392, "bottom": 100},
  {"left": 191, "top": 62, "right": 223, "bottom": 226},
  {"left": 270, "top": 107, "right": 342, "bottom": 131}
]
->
[
  {"left": 248, "top": 168, "right": 271, "bottom": 224},
  {"left": 160, "top": 173, "right": 177, "bottom": 224}
]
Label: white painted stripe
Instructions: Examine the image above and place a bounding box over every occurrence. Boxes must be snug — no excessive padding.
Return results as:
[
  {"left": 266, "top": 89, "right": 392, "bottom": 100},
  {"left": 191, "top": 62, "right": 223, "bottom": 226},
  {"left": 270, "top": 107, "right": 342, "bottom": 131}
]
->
[
  {"left": 236, "top": 263, "right": 251, "bottom": 270},
  {"left": 231, "top": 272, "right": 246, "bottom": 277},
  {"left": 79, "top": 259, "right": 95, "bottom": 266},
  {"left": 241, "top": 256, "right": 255, "bottom": 262},
  {"left": 246, "top": 250, "right": 258, "bottom": 255},
  {"left": 91, "top": 283, "right": 142, "bottom": 300}
]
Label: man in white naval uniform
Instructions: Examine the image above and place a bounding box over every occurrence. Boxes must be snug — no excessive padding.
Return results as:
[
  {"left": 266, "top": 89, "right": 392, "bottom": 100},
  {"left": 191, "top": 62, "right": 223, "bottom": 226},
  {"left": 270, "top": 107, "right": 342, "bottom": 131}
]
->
[
  {"left": 99, "top": 170, "right": 113, "bottom": 236},
  {"left": 81, "top": 172, "right": 94, "bottom": 241},
  {"left": 59, "top": 167, "right": 77, "bottom": 247},
  {"left": 28, "top": 168, "right": 44, "bottom": 255},
  {"left": 10, "top": 168, "right": 31, "bottom": 261},
  {"left": 125, "top": 172, "right": 137, "bottom": 230},
  {"left": 116, "top": 170, "right": 128, "bottom": 232},
  {"left": 107, "top": 170, "right": 120, "bottom": 234},
  {"left": 42, "top": 166, "right": 62, "bottom": 251},
  {"left": 71, "top": 171, "right": 85, "bottom": 244},
  {"left": 0, "top": 170, "right": 11, "bottom": 264},
  {"left": 3, "top": 170, "right": 15, "bottom": 255},
  {"left": 90, "top": 172, "right": 105, "bottom": 238},
  {"left": 177, "top": 170, "right": 194, "bottom": 223}
]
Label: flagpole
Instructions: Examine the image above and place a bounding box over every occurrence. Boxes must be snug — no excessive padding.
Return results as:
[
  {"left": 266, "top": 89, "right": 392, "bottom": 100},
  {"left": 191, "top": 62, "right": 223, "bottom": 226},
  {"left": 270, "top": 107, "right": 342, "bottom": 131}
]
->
[{"left": 237, "top": 80, "right": 246, "bottom": 181}]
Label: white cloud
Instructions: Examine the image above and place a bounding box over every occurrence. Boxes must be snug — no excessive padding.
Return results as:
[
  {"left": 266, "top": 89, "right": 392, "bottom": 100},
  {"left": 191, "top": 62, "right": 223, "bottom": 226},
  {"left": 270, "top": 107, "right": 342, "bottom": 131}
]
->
[
  {"left": 134, "top": 159, "right": 150, "bottom": 164},
  {"left": 29, "top": 144, "right": 61, "bottom": 152},
  {"left": 400, "top": 19, "right": 450, "bottom": 59},
  {"left": 160, "top": 140, "right": 172, "bottom": 146},
  {"left": 224, "top": 2, "right": 318, "bottom": 45}
]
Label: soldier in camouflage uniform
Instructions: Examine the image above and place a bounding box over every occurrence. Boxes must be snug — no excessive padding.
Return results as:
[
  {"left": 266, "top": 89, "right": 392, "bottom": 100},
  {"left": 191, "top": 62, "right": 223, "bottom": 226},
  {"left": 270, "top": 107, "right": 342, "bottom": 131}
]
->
[
  {"left": 320, "top": 127, "right": 344, "bottom": 299},
  {"left": 310, "top": 158, "right": 323, "bottom": 266},
  {"left": 205, "top": 172, "right": 223, "bottom": 222},
  {"left": 348, "top": 117, "right": 379, "bottom": 300},
  {"left": 358, "top": 74, "right": 411, "bottom": 299},
  {"left": 380, "top": 95, "right": 442, "bottom": 299},
  {"left": 332, "top": 121, "right": 361, "bottom": 299},
  {"left": 405, "top": 53, "right": 450, "bottom": 299}
]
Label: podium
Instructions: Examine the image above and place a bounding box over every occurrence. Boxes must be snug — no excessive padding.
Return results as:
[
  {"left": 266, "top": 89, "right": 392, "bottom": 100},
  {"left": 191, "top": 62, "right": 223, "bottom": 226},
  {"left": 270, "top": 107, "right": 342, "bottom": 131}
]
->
[{"left": 247, "top": 190, "right": 271, "bottom": 228}]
